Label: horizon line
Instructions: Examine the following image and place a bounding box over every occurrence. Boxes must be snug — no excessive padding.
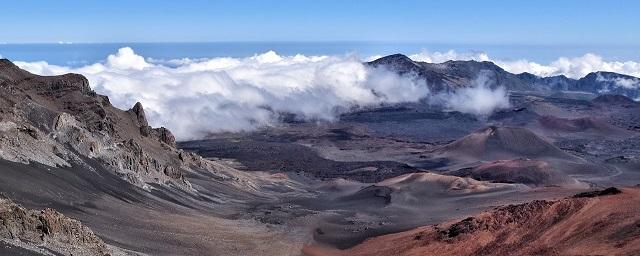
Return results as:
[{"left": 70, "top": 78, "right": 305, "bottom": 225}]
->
[{"left": 1, "top": 40, "right": 637, "bottom": 48}]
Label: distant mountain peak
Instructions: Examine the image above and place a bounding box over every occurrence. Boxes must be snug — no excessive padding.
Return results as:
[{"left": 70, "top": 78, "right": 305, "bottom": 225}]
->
[
  {"left": 368, "top": 54, "right": 419, "bottom": 68},
  {"left": 376, "top": 53, "right": 413, "bottom": 61}
]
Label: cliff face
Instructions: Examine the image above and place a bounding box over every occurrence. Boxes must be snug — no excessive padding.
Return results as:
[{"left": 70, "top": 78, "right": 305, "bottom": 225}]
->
[{"left": 0, "top": 59, "right": 205, "bottom": 189}]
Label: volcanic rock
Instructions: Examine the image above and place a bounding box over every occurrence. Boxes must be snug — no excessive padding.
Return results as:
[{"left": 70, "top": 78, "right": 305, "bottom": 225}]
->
[
  {"left": 306, "top": 187, "right": 640, "bottom": 256},
  {"left": 127, "top": 101, "right": 149, "bottom": 127},
  {"left": 368, "top": 54, "right": 532, "bottom": 92},
  {"left": 573, "top": 187, "right": 622, "bottom": 198},
  {"left": 448, "top": 158, "right": 567, "bottom": 186},
  {"left": 0, "top": 194, "right": 112, "bottom": 256},
  {"left": 436, "top": 126, "right": 573, "bottom": 160},
  {"left": 0, "top": 58, "right": 196, "bottom": 189}
]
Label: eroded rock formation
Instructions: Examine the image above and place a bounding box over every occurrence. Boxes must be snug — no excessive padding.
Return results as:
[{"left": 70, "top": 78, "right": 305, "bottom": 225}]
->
[{"left": 0, "top": 194, "right": 112, "bottom": 256}]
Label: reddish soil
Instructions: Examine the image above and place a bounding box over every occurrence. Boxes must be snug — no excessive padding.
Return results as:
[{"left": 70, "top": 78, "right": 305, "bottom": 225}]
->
[{"left": 303, "top": 187, "right": 640, "bottom": 256}]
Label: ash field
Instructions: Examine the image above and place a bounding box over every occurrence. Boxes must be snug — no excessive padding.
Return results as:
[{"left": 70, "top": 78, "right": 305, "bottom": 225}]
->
[{"left": 1, "top": 54, "right": 640, "bottom": 255}]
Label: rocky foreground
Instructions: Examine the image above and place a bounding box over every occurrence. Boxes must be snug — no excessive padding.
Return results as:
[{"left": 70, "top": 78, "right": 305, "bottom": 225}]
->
[
  {"left": 304, "top": 187, "right": 640, "bottom": 256},
  {"left": 0, "top": 194, "right": 116, "bottom": 256}
]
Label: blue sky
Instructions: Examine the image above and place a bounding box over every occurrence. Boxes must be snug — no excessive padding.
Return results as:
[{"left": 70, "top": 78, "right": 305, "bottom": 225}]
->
[{"left": 1, "top": 0, "right": 638, "bottom": 45}]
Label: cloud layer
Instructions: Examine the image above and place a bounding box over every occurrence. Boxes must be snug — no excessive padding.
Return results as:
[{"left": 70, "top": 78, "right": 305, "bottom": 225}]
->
[
  {"left": 13, "top": 48, "right": 640, "bottom": 139},
  {"left": 17, "top": 48, "right": 431, "bottom": 139}
]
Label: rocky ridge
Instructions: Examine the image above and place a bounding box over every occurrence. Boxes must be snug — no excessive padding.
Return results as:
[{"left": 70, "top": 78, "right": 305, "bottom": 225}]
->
[
  {"left": 369, "top": 54, "right": 640, "bottom": 100},
  {"left": 0, "top": 59, "right": 214, "bottom": 190},
  {"left": 367, "top": 54, "right": 531, "bottom": 92}
]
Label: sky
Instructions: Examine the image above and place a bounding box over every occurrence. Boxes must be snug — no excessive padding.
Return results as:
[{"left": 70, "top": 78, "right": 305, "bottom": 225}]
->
[{"left": 1, "top": 0, "right": 639, "bottom": 45}]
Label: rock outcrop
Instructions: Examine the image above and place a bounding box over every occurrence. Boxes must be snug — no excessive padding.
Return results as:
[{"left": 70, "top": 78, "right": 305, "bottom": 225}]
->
[
  {"left": 0, "top": 194, "right": 112, "bottom": 256},
  {"left": 127, "top": 102, "right": 176, "bottom": 146}
]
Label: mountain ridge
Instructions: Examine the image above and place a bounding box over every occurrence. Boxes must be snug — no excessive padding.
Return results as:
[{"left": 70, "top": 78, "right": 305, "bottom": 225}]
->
[
  {"left": 0, "top": 58, "right": 211, "bottom": 189},
  {"left": 368, "top": 54, "right": 640, "bottom": 99}
]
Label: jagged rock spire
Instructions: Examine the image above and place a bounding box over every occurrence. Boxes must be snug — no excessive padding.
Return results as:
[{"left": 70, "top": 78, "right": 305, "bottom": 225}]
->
[{"left": 129, "top": 102, "right": 149, "bottom": 127}]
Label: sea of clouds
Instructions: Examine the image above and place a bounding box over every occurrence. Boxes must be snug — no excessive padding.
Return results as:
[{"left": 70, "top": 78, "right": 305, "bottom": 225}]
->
[
  {"left": 13, "top": 48, "right": 640, "bottom": 139},
  {"left": 17, "top": 48, "right": 432, "bottom": 139}
]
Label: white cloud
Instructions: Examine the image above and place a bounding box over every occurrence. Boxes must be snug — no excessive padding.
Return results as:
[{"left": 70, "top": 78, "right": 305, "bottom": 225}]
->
[
  {"left": 106, "top": 47, "right": 152, "bottom": 70},
  {"left": 409, "top": 50, "right": 490, "bottom": 63},
  {"left": 18, "top": 47, "right": 640, "bottom": 139},
  {"left": 491, "top": 59, "right": 557, "bottom": 77},
  {"left": 16, "top": 48, "right": 430, "bottom": 139},
  {"left": 14, "top": 61, "right": 71, "bottom": 75},
  {"left": 613, "top": 77, "right": 640, "bottom": 89},
  {"left": 596, "top": 72, "right": 640, "bottom": 90},
  {"left": 437, "top": 71, "right": 510, "bottom": 115}
]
